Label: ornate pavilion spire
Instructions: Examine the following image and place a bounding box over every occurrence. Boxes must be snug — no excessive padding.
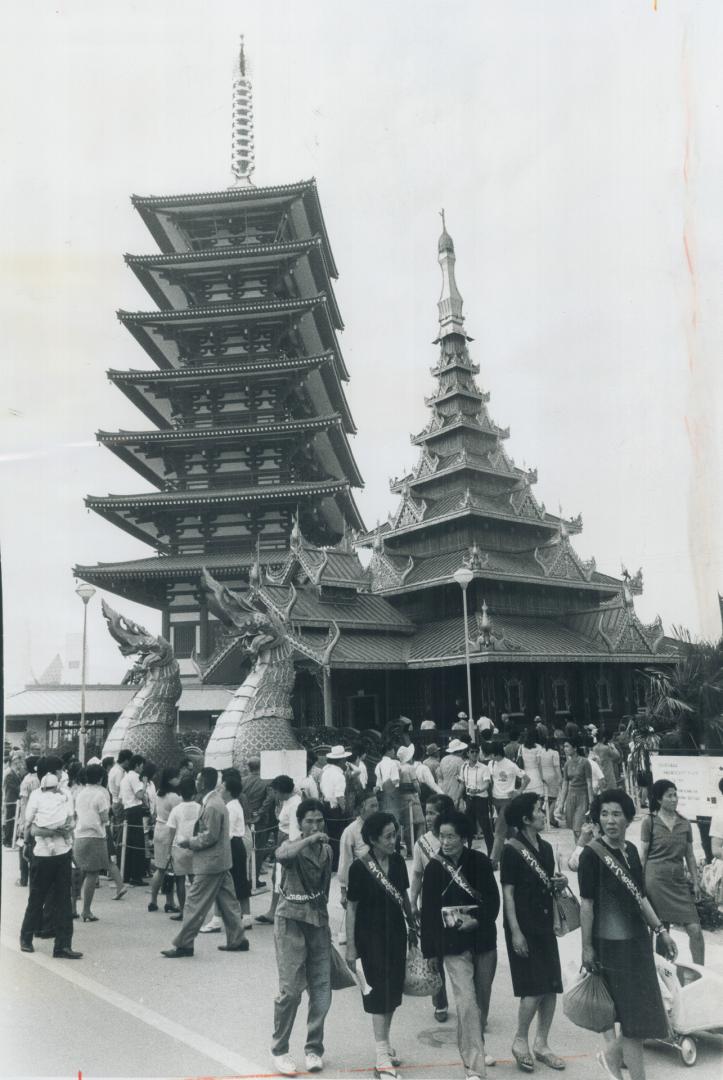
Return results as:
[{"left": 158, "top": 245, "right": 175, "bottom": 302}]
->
[
  {"left": 436, "top": 210, "right": 468, "bottom": 341},
  {"left": 231, "top": 35, "right": 256, "bottom": 187}
]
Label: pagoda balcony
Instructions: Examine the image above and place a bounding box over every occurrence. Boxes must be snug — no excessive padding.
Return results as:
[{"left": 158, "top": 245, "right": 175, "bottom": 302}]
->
[
  {"left": 131, "top": 179, "right": 339, "bottom": 276},
  {"left": 125, "top": 237, "right": 341, "bottom": 328},
  {"left": 107, "top": 353, "right": 355, "bottom": 433},
  {"left": 411, "top": 412, "right": 509, "bottom": 446},
  {"left": 96, "top": 413, "right": 363, "bottom": 489},
  {"left": 118, "top": 295, "right": 347, "bottom": 378},
  {"left": 424, "top": 385, "right": 489, "bottom": 407},
  {"left": 85, "top": 478, "right": 363, "bottom": 552}
]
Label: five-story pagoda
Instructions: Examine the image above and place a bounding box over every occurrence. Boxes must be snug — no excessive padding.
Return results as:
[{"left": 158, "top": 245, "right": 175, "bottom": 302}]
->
[{"left": 75, "top": 41, "right": 364, "bottom": 676}]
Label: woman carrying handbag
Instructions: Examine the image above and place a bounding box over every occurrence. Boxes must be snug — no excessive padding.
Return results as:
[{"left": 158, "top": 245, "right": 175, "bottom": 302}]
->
[{"left": 501, "top": 793, "right": 569, "bottom": 1072}]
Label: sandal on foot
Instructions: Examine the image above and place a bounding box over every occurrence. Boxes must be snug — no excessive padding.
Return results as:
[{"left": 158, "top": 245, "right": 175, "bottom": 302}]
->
[
  {"left": 512, "top": 1045, "right": 535, "bottom": 1073},
  {"left": 255, "top": 914, "right": 274, "bottom": 924},
  {"left": 113, "top": 887, "right": 128, "bottom": 901},
  {"left": 81, "top": 913, "right": 99, "bottom": 922},
  {"left": 434, "top": 1007, "right": 448, "bottom": 1022},
  {"left": 534, "top": 1049, "right": 565, "bottom": 1070}
]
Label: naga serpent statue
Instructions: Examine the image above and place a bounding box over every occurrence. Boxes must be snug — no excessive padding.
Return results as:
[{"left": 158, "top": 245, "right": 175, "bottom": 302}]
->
[
  {"left": 100, "top": 600, "right": 182, "bottom": 769},
  {"left": 200, "top": 567, "right": 339, "bottom": 772}
]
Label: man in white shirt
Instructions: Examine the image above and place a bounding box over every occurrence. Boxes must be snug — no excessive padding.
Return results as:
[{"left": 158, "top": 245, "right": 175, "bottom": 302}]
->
[
  {"left": 337, "top": 790, "right": 378, "bottom": 905},
  {"left": 107, "top": 749, "right": 132, "bottom": 805},
  {"left": 20, "top": 757, "right": 80, "bottom": 959},
  {"left": 458, "top": 746, "right": 494, "bottom": 855},
  {"left": 476, "top": 715, "right": 496, "bottom": 737},
  {"left": 489, "top": 743, "right": 529, "bottom": 868},
  {"left": 119, "top": 754, "right": 148, "bottom": 886},
  {"left": 319, "top": 746, "right": 349, "bottom": 872}
]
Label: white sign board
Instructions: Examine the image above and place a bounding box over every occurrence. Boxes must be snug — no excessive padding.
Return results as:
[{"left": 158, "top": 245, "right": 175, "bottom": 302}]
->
[
  {"left": 259, "top": 749, "right": 308, "bottom": 785},
  {"left": 651, "top": 755, "right": 723, "bottom": 820}
]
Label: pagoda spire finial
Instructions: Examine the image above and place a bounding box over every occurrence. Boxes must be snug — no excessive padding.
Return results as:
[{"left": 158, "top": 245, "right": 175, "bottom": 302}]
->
[
  {"left": 437, "top": 212, "right": 466, "bottom": 339},
  {"left": 231, "top": 35, "right": 256, "bottom": 187}
]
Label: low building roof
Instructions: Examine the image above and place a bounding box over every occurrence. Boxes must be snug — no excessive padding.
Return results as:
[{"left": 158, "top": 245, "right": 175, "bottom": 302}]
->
[{"left": 5, "top": 683, "right": 235, "bottom": 717}]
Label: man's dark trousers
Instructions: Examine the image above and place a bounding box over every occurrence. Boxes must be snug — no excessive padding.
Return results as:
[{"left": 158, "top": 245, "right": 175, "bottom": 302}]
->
[{"left": 20, "top": 851, "right": 74, "bottom": 951}]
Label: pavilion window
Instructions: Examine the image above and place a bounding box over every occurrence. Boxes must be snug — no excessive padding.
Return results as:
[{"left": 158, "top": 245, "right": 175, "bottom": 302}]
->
[
  {"left": 173, "top": 623, "right": 197, "bottom": 659},
  {"left": 504, "top": 676, "right": 525, "bottom": 715},
  {"left": 596, "top": 676, "right": 612, "bottom": 712},
  {"left": 551, "top": 677, "right": 570, "bottom": 714},
  {"left": 633, "top": 674, "right": 647, "bottom": 710},
  {"left": 47, "top": 716, "right": 106, "bottom": 751}
]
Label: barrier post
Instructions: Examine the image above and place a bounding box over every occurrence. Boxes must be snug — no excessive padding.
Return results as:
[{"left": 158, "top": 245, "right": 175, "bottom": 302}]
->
[
  {"left": 408, "top": 803, "right": 415, "bottom": 857},
  {"left": 543, "top": 782, "right": 551, "bottom": 831},
  {"left": 120, "top": 819, "right": 128, "bottom": 882},
  {"left": 250, "top": 824, "right": 258, "bottom": 895}
]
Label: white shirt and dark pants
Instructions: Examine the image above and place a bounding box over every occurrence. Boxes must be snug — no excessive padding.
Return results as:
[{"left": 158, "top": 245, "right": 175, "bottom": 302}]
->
[
  {"left": 459, "top": 761, "right": 494, "bottom": 855},
  {"left": 119, "top": 771, "right": 146, "bottom": 885},
  {"left": 319, "top": 764, "right": 347, "bottom": 873},
  {"left": 20, "top": 789, "right": 75, "bottom": 955}
]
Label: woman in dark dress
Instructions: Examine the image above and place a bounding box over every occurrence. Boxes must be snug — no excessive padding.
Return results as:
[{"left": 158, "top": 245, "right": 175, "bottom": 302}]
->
[
  {"left": 346, "top": 811, "right": 414, "bottom": 1080},
  {"left": 501, "top": 793, "right": 566, "bottom": 1072},
  {"left": 578, "top": 789, "right": 677, "bottom": 1080}
]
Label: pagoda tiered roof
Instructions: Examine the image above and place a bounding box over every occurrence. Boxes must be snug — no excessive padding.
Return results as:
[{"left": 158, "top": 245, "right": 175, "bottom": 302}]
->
[
  {"left": 107, "top": 354, "right": 356, "bottom": 433},
  {"left": 131, "top": 178, "right": 339, "bottom": 275},
  {"left": 117, "top": 295, "right": 347, "bottom": 376},
  {"left": 85, "top": 478, "right": 362, "bottom": 551},
  {"left": 125, "top": 237, "right": 342, "bottom": 328},
  {"left": 96, "top": 413, "right": 363, "bottom": 489}
]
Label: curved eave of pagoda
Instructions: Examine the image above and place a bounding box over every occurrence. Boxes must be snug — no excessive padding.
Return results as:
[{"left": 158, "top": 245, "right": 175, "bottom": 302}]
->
[
  {"left": 96, "top": 414, "right": 365, "bottom": 490},
  {"left": 430, "top": 357, "right": 480, "bottom": 378},
  {"left": 423, "top": 387, "right": 487, "bottom": 408},
  {"left": 85, "top": 480, "right": 365, "bottom": 549},
  {"left": 131, "top": 178, "right": 339, "bottom": 277},
  {"left": 107, "top": 353, "right": 355, "bottom": 434},
  {"left": 411, "top": 417, "right": 509, "bottom": 446},
  {"left": 124, "top": 237, "right": 342, "bottom": 330},
  {"left": 117, "top": 295, "right": 347, "bottom": 380}
]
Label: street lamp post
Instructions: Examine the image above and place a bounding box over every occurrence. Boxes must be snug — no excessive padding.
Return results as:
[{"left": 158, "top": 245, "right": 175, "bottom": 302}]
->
[
  {"left": 452, "top": 566, "right": 475, "bottom": 744},
  {"left": 75, "top": 582, "right": 96, "bottom": 765}
]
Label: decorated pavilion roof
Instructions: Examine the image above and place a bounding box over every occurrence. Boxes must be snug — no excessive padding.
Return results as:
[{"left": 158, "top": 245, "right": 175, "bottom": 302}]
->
[
  {"left": 405, "top": 612, "right": 676, "bottom": 667},
  {"left": 132, "top": 178, "right": 338, "bottom": 277},
  {"left": 260, "top": 584, "right": 413, "bottom": 632},
  {"left": 369, "top": 546, "right": 621, "bottom": 596},
  {"left": 73, "top": 550, "right": 283, "bottom": 582}
]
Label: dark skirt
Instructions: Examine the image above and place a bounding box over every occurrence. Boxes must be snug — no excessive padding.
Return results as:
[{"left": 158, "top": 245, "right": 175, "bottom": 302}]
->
[
  {"left": 594, "top": 935, "right": 669, "bottom": 1039},
  {"left": 357, "top": 923, "right": 407, "bottom": 1015},
  {"left": 504, "top": 925, "right": 562, "bottom": 998},
  {"left": 230, "top": 836, "right": 250, "bottom": 901}
]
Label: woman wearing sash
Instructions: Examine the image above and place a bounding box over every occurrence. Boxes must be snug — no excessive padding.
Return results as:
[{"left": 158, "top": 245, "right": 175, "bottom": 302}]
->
[
  {"left": 410, "top": 794, "right": 454, "bottom": 1023},
  {"left": 578, "top": 789, "right": 676, "bottom": 1080},
  {"left": 420, "top": 809, "right": 499, "bottom": 1079},
  {"left": 345, "top": 812, "right": 414, "bottom": 1079},
  {"left": 500, "top": 793, "right": 566, "bottom": 1072}
]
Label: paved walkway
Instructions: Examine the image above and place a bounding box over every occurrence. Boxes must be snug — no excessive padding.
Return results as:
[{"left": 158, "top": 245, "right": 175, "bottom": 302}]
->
[{"left": 2, "top": 820, "right": 722, "bottom": 1079}]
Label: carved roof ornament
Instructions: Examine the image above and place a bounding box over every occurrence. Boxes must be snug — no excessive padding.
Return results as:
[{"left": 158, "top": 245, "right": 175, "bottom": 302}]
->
[
  {"left": 534, "top": 529, "right": 597, "bottom": 583},
  {"left": 510, "top": 478, "right": 546, "bottom": 521},
  {"left": 459, "top": 486, "right": 474, "bottom": 510},
  {"left": 468, "top": 601, "right": 520, "bottom": 653},
  {"left": 463, "top": 543, "right": 489, "bottom": 571},
  {"left": 621, "top": 565, "right": 644, "bottom": 595},
  {"left": 596, "top": 589, "right": 664, "bottom": 655},
  {"left": 413, "top": 448, "right": 440, "bottom": 480},
  {"left": 372, "top": 521, "right": 384, "bottom": 554},
  {"left": 392, "top": 488, "right": 427, "bottom": 529},
  {"left": 230, "top": 36, "right": 256, "bottom": 187},
  {"left": 369, "top": 550, "right": 415, "bottom": 592}
]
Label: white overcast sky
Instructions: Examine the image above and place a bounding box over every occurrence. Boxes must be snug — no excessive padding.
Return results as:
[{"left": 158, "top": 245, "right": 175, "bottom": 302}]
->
[{"left": 1, "top": 0, "right": 721, "bottom": 693}]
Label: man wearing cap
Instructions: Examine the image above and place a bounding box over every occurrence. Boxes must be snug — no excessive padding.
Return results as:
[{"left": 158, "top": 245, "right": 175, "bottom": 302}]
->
[
  {"left": 319, "top": 746, "right": 349, "bottom": 872},
  {"left": 439, "top": 739, "right": 468, "bottom": 806}
]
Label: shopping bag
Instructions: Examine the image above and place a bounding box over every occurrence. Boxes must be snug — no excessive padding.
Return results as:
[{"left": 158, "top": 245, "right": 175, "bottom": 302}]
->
[
  {"left": 562, "top": 969, "right": 616, "bottom": 1032},
  {"left": 403, "top": 945, "right": 443, "bottom": 997},
  {"left": 552, "top": 888, "right": 581, "bottom": 937},
  {"left": 330, "top": 944, "right": 356, "bottom": 990}
]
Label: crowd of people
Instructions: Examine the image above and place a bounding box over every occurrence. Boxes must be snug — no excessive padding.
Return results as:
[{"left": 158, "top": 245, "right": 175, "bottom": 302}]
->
[{"left": 2, "top": 713, "right": 719, "bottom": 1080}]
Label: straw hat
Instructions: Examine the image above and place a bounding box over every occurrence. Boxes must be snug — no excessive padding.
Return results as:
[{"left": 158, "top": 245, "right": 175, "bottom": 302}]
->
[
  {"left": 326, "top": 745, "right": 351, "bottom": 761},
  {"left": 447, "top": 739, "right": 468, "bottom": 754}
]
